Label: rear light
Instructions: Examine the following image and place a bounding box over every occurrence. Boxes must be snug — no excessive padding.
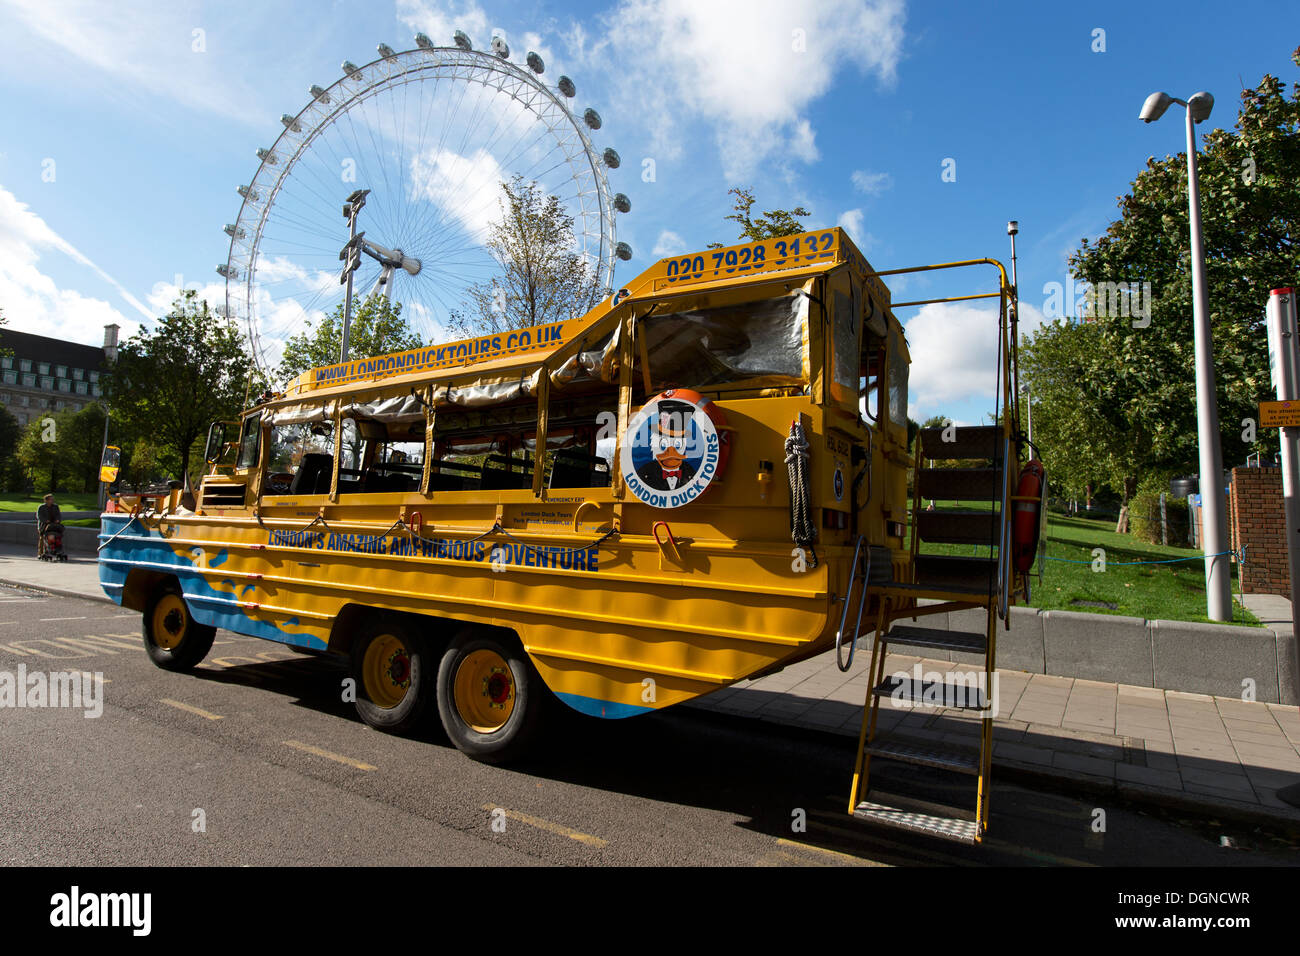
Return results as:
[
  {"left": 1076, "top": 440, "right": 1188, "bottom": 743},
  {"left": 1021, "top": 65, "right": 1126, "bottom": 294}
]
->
[
  {"left": 886, "top": 520, "right": 905, "bottom": 539},
  {"left": 822, "top": 509, "right": 849, "bottom": 530}
]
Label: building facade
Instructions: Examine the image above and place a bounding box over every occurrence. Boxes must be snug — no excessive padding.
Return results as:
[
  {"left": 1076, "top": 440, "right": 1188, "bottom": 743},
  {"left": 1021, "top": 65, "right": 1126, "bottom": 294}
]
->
[{"left": 0, "top": 325, "right": 117, "bottom": 427}]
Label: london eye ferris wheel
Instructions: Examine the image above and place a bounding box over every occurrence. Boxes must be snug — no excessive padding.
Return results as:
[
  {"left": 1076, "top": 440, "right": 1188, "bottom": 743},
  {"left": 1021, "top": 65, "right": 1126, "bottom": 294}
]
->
[{"left": 218, "top": 30, "right": 632, "bottom": 380}]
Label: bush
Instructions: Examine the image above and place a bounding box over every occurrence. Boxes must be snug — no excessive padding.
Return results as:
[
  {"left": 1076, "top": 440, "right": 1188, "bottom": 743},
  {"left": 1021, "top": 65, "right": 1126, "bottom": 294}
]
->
[{"left": 1129, "top": 474, "right": 1190, "bottom": 546}]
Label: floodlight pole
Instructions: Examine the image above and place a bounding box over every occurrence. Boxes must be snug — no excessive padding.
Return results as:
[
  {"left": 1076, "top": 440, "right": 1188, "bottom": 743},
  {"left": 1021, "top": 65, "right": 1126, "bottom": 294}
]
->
[{"left": 1182, "top": 103, "right": 1233, "bottom": 621}]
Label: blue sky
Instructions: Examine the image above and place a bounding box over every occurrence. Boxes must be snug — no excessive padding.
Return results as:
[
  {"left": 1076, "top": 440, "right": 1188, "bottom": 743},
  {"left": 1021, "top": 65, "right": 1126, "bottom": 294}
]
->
[{"left": 0, "top": 0, "right": 1293, "bottom": 426}]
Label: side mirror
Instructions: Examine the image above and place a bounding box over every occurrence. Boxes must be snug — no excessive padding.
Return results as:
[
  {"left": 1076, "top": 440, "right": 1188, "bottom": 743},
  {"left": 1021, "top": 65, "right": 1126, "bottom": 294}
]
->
[{"left": 205, "top": 422, "right": 227, "bottom": 464}]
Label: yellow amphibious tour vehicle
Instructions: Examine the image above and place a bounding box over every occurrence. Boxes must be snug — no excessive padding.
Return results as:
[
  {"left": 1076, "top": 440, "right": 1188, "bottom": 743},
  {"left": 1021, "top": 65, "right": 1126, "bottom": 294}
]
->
[{"left": 100, "top": 227, "right": 1042, "bottom": 845}]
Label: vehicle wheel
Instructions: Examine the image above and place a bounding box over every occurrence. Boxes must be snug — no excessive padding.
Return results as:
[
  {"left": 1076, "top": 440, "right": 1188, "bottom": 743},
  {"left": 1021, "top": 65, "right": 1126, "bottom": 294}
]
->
[
  {"left": 437, "top": 630, "right": 547, "bottom": 764},
  {"left": 352, "top": 617, "right": 431, "bottom": 734},
  {"left": 143, "top": 585, "right": 216, "bottom": 671}
]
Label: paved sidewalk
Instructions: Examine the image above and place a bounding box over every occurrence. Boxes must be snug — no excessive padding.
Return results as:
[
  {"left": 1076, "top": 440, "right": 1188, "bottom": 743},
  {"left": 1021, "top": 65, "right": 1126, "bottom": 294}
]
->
[{"left": 2, "top": 543, "right": 1299, "bottom": 831}]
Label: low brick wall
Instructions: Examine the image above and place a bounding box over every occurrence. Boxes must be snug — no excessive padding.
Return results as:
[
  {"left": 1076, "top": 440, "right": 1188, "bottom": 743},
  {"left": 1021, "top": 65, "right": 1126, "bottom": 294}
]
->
[{"left": 1230, "top": 465, "right": 1290, "bottom": 598}]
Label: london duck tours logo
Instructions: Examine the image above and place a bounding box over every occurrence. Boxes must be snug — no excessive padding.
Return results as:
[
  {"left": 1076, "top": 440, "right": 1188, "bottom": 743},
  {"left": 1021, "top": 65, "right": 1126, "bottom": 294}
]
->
[{"left": 620, "top": 389, "right": 730, "bottom": 508}]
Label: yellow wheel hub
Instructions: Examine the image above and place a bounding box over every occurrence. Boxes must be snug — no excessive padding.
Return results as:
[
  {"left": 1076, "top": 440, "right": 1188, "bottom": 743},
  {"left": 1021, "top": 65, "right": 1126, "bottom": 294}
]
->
[
  {"left": 453, "top": 649, "right": 515, "bottom": 733},
  {"left": 152, "top": 594, "right": 188, "bottom": 650},
  {"left": 361, "top": 633, "right": 412, "bottom": 709}
]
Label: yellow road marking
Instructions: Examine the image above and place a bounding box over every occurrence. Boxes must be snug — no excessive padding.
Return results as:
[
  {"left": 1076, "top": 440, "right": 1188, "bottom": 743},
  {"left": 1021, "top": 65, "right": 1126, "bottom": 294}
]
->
[
  {"left": 775, "top": 837, "right": 887, "bottom": 866},
  {"left": 160, "top": 698, "right": 223, "bottom": 720},
  {"left": 482, "top": 804, "right": 607, "bottom": 848},
  {"left": 284, "top": 740, "right": 376, "bottom": 771}
]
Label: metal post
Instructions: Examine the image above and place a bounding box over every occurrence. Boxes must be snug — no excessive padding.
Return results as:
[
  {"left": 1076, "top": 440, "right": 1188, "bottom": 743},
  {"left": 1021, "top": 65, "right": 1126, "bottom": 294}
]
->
[
  {"left": 98, "top": 408, "right": 110, "bottom": 511},
  {"left": 1266, "top": 288, "right": 1300, "bottom": 695},
  {"left": 341, "top": 213, "right": 358, "bottom": 364},
  {"left": 1185, "top": 105, "right": 1232, "bottom": 621}
]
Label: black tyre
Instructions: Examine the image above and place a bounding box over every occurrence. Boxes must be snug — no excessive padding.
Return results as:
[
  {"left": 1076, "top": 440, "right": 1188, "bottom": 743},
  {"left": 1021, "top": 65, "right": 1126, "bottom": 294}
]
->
[
  {"left": 436, "top": 630, "right": 547, "bottom": 764},
  {"left": 142, "top": 585, "right": 216, "bottom": 671},
  {"left": 352, "top": 617, "right": 432, "bottom": 734}
]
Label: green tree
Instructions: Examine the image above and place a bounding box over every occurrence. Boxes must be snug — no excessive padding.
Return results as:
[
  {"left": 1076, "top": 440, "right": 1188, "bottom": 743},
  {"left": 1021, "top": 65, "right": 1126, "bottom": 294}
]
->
[
  {"left": 0, "top": 307, "right": 11, "bottom": 360},
  {"left": 449, "top": 175, "right": 600, "bottom": 337},
  {"left": 0, "top": 405, "right": 21, "bottom": 491},
  {"left": 55, "top": 403, "right": 107, "bottom": 494},
  {"left": 16, "top": 414, "right": 60, "bottom": 493},
  {"left": 1022, "top": 45, "right": 1300, "bottom": 529},
  {"left": 706, "top": 187, "right": 811, "bottom": 249},
  {"left": 104, "top": 291, "right": 253, "bottom": 484},
  {"left": 278, "top": 294, "right": 423, "bottom": 382}
]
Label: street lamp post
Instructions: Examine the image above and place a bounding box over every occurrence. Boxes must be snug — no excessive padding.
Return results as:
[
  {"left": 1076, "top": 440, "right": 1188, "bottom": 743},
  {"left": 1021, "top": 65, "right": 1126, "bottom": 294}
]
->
[{"left": 1140, "top": 89, "right": 1232, "bottom": 621}]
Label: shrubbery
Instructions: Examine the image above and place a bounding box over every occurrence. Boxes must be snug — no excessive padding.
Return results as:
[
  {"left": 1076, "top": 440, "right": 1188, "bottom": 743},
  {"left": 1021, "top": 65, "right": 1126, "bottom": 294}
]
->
[{"left": 1129, "top": 474, "right": 1190, "bottom": 546}]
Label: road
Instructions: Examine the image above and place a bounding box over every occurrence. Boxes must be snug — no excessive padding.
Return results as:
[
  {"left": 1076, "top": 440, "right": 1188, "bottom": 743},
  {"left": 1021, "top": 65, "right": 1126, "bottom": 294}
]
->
[{"left": 0, "top": 583, "right": 1294, "bottom": 867}]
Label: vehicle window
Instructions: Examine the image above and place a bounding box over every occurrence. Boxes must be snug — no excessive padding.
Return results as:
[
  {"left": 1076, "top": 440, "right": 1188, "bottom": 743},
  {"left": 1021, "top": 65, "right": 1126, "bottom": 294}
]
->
[
  {"left": 237, "top": 413, "right": 262, "bottom": 469},
  {"left": 266, "top": 422, "right": 334, "bottom": 495},
  {"left": 887, "top": 325, "right": 908, "bottom": 428},
  {"left": 636, "top": 293, "right": 807, "bottom": 392}
]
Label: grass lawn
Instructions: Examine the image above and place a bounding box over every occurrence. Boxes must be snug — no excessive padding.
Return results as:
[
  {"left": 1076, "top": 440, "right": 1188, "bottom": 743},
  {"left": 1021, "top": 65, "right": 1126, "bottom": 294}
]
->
[
  {"left": 919, "top": 505, "right": 1261, "bottom": 627},
  {"left": 0, "top": 493, "right": 100, "bottom": 512}
]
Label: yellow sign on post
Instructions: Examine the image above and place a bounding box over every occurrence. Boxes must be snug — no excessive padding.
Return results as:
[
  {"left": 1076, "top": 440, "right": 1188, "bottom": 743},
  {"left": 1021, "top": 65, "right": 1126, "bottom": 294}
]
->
[{"left": 1259, "top": 400, "right": 1300, "bottom": 427}]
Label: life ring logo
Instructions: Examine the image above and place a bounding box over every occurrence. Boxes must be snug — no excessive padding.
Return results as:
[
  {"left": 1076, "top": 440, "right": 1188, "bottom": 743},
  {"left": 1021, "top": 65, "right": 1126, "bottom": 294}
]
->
[{"left": 621, "top": 389, "right": 729, "bottom": 508}]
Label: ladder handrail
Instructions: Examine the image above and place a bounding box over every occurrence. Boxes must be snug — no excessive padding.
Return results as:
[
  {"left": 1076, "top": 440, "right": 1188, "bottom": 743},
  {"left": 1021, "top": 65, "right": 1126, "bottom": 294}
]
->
[
  {"left": 997, "top": 433, "right": 1013, "bottom": 622},
  {"left": 835, "top": 534, "right": 872, "bottom": 672}
]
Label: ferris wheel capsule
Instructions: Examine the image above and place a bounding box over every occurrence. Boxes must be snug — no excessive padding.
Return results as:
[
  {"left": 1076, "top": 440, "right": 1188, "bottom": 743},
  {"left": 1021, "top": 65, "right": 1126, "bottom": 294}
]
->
[
  {"left": 583, "top": 108, "right": 602, "bottom": 130},
  {"left": 415, "top": 32, "right": 433, "bottom": 50},
  {"left": 615, "top": 242, "right": 633, "bottom": 261},
  {"left": 557, "top": 75, "right": 575, "bottom": 97},
  {"left": 614, "top": 193, "right": 631, "bottom": 213},
  {"left": 526, "top": 51, "right": 544, "bottom": 73},
  {"left": 453, "top": 31, "right": 472, "bottom": 51},
  {"left": 603, "top": 148, "right": 621, "bottom": 169},
  {"left": 377, "top": 43, "right": 396, "bottom": 58},
  {"left": 491, "top": 36, "right": 509, "bottom": 58}
]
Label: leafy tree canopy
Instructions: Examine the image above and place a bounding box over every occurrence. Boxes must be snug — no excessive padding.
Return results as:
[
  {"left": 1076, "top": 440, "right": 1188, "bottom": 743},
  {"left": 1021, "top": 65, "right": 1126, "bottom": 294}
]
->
[
  {"left": 104, "top": 291, "right": 253, "bottom": 483},
  {"left": 1022, "top": 45, "right": 1300, "bottom": 506},
  {"left": 449, "top": 175, "right": 599, "bottom": 338},
  {"left": 707, "top": 187, "right": 811, "bottom": 249},
  {"left": 277, "top": 294, "right": 422, "bottom": 382}
]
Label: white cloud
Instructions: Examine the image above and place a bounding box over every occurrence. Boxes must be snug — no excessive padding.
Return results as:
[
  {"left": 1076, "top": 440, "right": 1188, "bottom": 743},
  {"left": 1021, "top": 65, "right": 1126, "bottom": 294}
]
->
[
  {"left": 586, "top": 0, "right": 905, "bottom": 178},
  {"left": 904, "top": 300, "right": 1045, "bottom": 420},
  {"left": 837, "top": 208, "right": 864, "bottom": 236},
  {"left": 408, "top": 147, "right": 508, "bottom": 246},
  {"left": 0, "top": 0, "right": 268, "bottom": 124},
  {"left": 396, "top": 0, "right": 491, "bottom": 48},
  {"left": 851, "top": 169, "right": 893, "bottom": 195},
  {"left": 652, "top": 230, "right": 687, "bottom": 257},
  {"left": 0, "top": 187, "right": 150, "bottom": 345}
]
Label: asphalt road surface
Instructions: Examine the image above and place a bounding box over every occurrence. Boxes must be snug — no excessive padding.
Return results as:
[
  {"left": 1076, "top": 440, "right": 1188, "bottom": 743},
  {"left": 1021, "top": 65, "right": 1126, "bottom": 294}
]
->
[{"left": 0, "top": 583, "right": 1294, "bottom": 867}]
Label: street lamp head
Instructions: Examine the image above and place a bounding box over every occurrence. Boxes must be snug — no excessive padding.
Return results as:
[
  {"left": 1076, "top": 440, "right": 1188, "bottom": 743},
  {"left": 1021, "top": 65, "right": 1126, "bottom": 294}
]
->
[
  {"left": 1187, "top": 91, "right": 1214, "bottom": 124},
  {"left": 1139, "top": 91, "right": 1175, "bottom": 123},
  {"left": 1007, "top": 220, "right": 1019, "bottom": 236}
]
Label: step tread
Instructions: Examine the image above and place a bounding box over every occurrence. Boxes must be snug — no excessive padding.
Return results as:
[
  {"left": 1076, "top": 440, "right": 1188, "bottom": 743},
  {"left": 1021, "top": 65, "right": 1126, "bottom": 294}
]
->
[
  {"left": 917, "top": 467, "right": 1003, "bottom": 502},
  {"left": 867, "top": 738, "right": 980, "bottom": 774},
  {"left": 916, "top": 509, "right": 1001, "bottom": 545},
  {"left": 873, "top": 674, "right": 990, "bottom": 710},
  {"left": 883, "top": 625, "right": 988, "bottom": 654},
  {"left": 852, "top": 800, "right": 980, "bottom": 844},
  {"left": 919, "top": 425, "right": 1005, "bottom": 462}
]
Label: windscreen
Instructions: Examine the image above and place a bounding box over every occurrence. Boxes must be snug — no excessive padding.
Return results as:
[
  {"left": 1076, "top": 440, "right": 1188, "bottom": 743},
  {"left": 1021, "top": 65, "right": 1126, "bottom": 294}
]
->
[{"left": 639, "top": 292, "right": 807, "bottom": 389}]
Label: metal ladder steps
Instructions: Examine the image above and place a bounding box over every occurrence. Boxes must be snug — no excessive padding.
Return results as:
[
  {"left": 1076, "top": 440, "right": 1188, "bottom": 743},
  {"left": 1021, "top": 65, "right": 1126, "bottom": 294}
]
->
[
  {"left": 916, "top": 508, "right": 1000, "bottom": 545},
  {"left": 867, "top": 737, "right": 979, "bottom": 774},
  {"left": 882, "top": 624, "right": 987, "bottom": 655},
  {"left": 873, "top": 674, "right": 990, "bottom": 711},
  {"left": 914, "top": 555, "right": 997, "bottom": 592},
  {"left": 852, "top": 800, "right": 980, "bottom": 845},
  {"left": 917, "top": 468, "right": 1001, "bottom": 501},
  {"left": 918, "top": 424, "right": 1003, "bottom": 462}
]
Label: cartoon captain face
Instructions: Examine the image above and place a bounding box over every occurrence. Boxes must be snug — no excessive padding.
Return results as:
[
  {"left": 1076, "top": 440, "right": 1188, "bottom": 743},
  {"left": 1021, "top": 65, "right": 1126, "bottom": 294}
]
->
[{"left": 650, "top": 400, "right": 694, "bottom": 476}]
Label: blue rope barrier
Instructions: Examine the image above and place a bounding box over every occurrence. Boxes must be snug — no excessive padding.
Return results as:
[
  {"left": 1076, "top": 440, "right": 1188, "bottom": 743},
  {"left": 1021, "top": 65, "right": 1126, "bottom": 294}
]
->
[{"left": 1041, "top": 549, "right": 1243, "bottom": 567}]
